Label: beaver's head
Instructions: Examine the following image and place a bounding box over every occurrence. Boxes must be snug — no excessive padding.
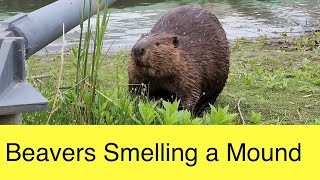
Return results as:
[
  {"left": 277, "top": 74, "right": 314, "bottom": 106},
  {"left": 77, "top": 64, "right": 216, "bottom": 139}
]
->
[{"left": 131, "top": 33, "right": 180, "bottom": 77}]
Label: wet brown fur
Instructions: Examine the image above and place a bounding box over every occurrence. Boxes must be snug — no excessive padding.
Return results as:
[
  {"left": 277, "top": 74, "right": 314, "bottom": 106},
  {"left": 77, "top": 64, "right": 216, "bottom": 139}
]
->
[{"left": 128, "top": 5, "right": 230, "bottom": 115}]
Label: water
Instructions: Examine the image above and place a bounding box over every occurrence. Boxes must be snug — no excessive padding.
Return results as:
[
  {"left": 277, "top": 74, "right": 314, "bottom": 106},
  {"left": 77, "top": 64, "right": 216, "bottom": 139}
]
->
[{"left": 1, "top": 0, "right": 319, "bottom": 53}]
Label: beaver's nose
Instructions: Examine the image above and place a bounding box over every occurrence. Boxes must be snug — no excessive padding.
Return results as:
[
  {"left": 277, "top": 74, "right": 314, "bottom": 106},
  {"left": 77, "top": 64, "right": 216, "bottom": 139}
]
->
[
  {"left": 133, "top": 47, "right": 145, "bottom": 57},
  {"left": 132, "top": 46, "right": 145, "bottom": 66}
]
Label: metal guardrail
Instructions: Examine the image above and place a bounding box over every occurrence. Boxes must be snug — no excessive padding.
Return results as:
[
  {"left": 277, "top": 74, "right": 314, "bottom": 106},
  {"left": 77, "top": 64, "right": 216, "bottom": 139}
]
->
[{"left": 0, "top": 0, "right": 118, "bottom": 123}]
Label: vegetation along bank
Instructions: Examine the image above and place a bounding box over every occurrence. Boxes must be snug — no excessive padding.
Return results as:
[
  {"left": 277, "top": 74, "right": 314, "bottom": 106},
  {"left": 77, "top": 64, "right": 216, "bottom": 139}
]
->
[{"left": 24, "top": 33, "right": 320, "bottom": 125}]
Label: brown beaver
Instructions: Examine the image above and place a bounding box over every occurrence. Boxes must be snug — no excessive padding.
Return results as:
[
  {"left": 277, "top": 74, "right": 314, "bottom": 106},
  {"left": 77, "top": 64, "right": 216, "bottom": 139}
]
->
[{"left": 128, "top": 5, "right": 230, "bottom": 115}]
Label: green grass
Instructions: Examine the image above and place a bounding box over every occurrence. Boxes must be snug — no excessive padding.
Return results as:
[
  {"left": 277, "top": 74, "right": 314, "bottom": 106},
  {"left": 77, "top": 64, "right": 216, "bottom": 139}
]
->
[{"left": 24, "top": 33, "right": 320, "bottom": 125}]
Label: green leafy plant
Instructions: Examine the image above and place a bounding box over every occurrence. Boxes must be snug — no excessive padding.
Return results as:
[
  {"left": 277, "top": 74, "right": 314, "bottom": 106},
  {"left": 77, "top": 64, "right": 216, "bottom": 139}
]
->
[
  {"left": 157, "top": 100, "right": 185, "bottom": 125},
  {"left": 138, "top": 101, "right": 159, "bottom": 125},
  {"left": 203, "top": 105, "right": 238, "bottom": 125},
  {"left": 250, "top": 111, "right": 262, "bottom": 125}
]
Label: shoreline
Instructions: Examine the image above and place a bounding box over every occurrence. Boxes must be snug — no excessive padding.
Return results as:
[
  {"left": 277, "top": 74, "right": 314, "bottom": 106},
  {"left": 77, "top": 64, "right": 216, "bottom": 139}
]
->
[{"left": 32, "top": 30, "right": 320, "bottom": 57}]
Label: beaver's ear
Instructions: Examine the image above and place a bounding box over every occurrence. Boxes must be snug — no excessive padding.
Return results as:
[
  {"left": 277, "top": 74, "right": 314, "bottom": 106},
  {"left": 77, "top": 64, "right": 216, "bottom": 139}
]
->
[
  {"left": 171, "top": 36, "right": 179, "bottom": 48},
  {"left": 141, "top": 33, "right": 149, "bottom": 38}
]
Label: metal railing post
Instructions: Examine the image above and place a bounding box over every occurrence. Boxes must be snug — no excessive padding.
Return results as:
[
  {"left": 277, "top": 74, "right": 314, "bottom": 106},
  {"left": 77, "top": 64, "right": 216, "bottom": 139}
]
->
[{"left": 0, "top": 0, "right": 118, "bottom": 124}]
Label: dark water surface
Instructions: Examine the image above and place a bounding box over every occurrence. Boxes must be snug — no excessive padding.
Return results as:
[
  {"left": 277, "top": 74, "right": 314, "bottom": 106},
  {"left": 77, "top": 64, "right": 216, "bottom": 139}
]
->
[{"left": 1, "top": 0, "right": 319, "bottom": 53}]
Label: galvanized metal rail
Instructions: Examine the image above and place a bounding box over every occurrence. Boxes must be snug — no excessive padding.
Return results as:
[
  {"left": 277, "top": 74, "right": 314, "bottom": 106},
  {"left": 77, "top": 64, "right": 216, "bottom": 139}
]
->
[{"left": 0, "top": 0, "right": 118, "bottom": 124}]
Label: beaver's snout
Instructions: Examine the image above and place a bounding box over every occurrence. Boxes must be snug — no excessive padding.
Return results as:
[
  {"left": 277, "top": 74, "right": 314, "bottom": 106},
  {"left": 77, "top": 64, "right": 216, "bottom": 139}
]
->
[
  {"left": 132, "top": 45, "right": 146, "bottom": 66},
  {"left": 133, "top": 47, "right": 145, "bottom": 56}
]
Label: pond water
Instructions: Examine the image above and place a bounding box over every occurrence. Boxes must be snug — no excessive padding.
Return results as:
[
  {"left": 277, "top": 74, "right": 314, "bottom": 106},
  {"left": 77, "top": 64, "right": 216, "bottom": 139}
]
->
[{"left": 1, "top": 0, "right": 319, "bottom": 53}]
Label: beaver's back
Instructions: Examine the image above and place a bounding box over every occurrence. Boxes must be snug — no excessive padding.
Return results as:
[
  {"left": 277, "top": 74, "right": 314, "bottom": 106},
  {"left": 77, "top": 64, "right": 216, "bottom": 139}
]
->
[
  {"left": 150, "top": 5, "right": 229, "bottom": 61},
  {"left": 150, "top": 5, "right": 230, "bottom": 113}
]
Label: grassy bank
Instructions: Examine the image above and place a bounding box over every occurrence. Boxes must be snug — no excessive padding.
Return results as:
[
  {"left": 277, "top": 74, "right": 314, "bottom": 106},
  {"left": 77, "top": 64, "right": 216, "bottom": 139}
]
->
[{"left": 24, "top": 33, "right": 320, "bottom": 125}]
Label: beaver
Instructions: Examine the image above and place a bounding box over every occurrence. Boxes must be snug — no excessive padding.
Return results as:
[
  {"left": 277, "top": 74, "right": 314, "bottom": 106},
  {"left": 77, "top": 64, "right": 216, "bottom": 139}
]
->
[{"left": 128, "top": 5, "right": 230, "bottom": 115}]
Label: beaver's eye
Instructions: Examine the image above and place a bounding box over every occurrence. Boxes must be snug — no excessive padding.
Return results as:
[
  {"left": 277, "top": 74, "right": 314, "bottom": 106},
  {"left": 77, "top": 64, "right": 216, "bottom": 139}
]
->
[{"left": 156, "top": 42, "right": 160, "bottom": 46}]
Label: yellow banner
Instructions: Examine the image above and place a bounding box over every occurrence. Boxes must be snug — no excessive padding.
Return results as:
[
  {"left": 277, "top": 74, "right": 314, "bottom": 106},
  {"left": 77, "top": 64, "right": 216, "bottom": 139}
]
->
[{"left": 0, "top": 126, "right": 319, "bottom": 179}]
